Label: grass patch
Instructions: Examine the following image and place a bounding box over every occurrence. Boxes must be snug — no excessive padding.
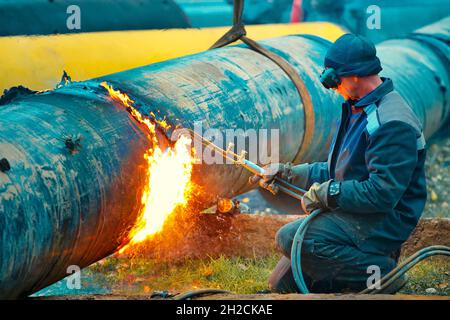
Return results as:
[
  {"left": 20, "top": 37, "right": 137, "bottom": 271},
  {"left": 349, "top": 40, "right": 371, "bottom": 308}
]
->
[
  {"left": 400, "top": 257, "right": 449, "bottom": 296},
  {"left": 85, "top": 253, "right": 448, "bottom": 296},
  {"left": 86, "top": 254, "right": 281, "bottom": 295}
]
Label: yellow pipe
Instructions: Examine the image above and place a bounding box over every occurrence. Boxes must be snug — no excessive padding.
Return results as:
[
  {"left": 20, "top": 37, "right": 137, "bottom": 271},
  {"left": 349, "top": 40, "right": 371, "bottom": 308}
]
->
[{"left": 0, "top": 22, "right": 345, "bottom": 92}]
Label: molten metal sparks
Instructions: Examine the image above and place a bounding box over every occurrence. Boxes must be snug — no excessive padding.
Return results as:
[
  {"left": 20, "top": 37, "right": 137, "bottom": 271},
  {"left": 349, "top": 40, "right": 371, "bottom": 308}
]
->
[{"left": 100, "top": 82, "right": 193, "bottom": 252}]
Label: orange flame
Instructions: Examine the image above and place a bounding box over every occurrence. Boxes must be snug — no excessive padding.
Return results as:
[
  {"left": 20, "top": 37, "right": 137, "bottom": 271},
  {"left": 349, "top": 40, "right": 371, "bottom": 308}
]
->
[{"left": 100, "top": 82, "right": 193, "bottom": 253}]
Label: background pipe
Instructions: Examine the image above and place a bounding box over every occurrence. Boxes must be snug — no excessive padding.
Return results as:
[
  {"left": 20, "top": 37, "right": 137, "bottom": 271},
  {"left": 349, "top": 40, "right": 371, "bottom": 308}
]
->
[
  {"left": 0, "top": 0, "right": 190, "bottom": 36},
  {"left": 301, "top": 0, "right": 450, "bottom": 43},
  {"left": 176, "top": 0, "right": 233, "bottom": 27},
  {"left": 0, "top": 18, "right": 449, "bottom": 298},
  {"left": 0, "top": 22, "right": 345, "bottom": 93},
  {"left": 376, "top": 17, "right": 450, "bottom": 140},
  {"left": 0, "top": 0, "right": 298, "bottom": 35},
  {"left": 176, "top": 0, "right": 294, "bottom": 27}
]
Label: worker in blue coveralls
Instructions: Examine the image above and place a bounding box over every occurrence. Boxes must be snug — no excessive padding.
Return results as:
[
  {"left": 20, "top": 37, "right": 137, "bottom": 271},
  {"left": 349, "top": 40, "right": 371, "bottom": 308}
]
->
[{"left": 256, "top": 34, "right": 427, "bottom": 294}]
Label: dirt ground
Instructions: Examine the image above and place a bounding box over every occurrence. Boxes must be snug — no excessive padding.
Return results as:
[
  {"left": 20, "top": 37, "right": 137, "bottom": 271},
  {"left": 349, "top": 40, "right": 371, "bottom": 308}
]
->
[
  {"left": 423, "top": 139, "right": 450, "bottom": 218},
  {"left": 36, "top": 293, "right": 448, "bottom": 300}
]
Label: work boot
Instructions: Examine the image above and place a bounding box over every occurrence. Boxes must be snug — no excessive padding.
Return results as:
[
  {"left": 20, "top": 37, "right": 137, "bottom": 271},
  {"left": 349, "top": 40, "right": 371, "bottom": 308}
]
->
[
  {"left": 377, "top": 273, "right": 408, "bottom": 294},
  {"left": 268, "top": 256, "right": 300, "bottom": 293}
]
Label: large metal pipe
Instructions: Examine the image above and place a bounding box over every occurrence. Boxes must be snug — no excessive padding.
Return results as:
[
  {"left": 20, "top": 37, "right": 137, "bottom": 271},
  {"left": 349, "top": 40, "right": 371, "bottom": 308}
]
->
[
  {"left": 1, "top": 18, "right": 449, "bottom": 298},
  {"left": 0, "top": 22, "right": 344, "bottom": 92}
]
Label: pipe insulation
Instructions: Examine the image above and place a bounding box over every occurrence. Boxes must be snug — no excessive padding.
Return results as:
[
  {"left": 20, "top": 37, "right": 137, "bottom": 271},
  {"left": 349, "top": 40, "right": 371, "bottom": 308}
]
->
[{"left": 0, "top": 18, "right": 449, "bottom": 298}]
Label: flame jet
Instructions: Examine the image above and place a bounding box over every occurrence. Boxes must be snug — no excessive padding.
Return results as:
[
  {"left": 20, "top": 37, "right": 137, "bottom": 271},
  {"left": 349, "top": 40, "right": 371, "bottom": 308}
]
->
[{"left": 0, "top": 18, "right": 449, "bottom": 298}]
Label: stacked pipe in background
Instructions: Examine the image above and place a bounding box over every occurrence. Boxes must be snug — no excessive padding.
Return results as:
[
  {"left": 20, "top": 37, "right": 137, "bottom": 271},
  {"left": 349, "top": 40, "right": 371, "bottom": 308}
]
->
[{"left": 0, "top": 22, "right": 344, "bottom": 92}]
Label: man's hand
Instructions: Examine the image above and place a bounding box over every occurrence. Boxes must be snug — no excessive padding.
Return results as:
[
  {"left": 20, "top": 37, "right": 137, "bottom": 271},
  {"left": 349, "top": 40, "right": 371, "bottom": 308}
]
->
[
  {"left": 261, "top": 162, "right": 292, "bottom": 182},
  {"left": 301, "top": 180, "right": 332, "bottom": 214},
  {"left": 250, "top": 163, "right": 290, "bottom": 185},
  {"left": 251, "top": 162, "right": 311, "bottom": 192},
  {"left": 249, "top": 163, "right": 291, "bottom": 194}
]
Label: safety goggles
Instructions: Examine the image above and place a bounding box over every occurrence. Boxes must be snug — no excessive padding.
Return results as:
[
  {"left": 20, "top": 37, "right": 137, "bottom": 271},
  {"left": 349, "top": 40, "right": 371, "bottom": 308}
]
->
[{"left": 320, "top": 68, "right": 342, "bottom": 89}]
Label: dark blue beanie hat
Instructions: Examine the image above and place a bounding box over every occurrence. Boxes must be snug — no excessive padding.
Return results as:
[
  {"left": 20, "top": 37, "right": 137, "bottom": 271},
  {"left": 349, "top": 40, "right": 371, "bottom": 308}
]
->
[{"left": 324, "top": 34, "right": 382, "bottom": 77}]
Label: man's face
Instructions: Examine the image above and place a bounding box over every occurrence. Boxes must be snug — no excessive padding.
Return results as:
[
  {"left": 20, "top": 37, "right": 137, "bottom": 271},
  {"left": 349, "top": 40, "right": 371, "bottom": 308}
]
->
[{"left": 333, "top": 76, "right": 359, "bottom": 100}]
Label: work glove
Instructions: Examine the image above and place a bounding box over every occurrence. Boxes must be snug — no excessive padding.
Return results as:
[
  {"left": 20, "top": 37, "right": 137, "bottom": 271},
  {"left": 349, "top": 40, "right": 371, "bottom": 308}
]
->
[
  {"left": 261, "top": 162, "right": 292, "bottom": 182},
  {"left": 249, "top": 162, "right": 290, "bottom": 194},
  {"left": 301, "top": 180, "right": 332, "bottom": 215}
]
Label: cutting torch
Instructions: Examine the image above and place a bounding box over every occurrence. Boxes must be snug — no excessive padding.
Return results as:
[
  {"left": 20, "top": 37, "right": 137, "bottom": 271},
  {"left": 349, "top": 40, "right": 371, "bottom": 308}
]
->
[{"left": 185, "top": 127, "right": 307, "bottom": 201}]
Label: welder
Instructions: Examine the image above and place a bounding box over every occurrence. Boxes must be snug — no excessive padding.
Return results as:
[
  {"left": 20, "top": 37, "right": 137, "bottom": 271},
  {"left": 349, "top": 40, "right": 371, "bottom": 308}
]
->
[{"left": 258, "top": 34, "right": 427, "bottom": 293}]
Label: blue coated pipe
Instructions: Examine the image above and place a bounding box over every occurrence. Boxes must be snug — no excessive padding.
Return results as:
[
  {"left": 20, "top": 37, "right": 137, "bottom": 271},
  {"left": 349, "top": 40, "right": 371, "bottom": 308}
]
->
[
  {"left": 0, "top": 0, "right": 190, "bottom": 36},
  {"left": 0, "top": 0, "right": 295, "bottom": 35},
  {"left": 0, "top": 87, "right": 151, "bottom": 298},
  {"left": 175, "top": 0, "right": 294, "bottom": 27},
  {"left": 302, "top": 0, "right": 450, "bottom": 43},
  {"left": 176, "top": 0, "right": 233, "bottom": 27}
]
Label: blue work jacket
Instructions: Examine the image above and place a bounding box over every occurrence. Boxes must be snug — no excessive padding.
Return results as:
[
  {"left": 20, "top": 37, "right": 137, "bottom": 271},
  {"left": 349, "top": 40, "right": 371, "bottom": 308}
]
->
[{"left": 305, "top": 78, "right": 427, "bottom": 255}]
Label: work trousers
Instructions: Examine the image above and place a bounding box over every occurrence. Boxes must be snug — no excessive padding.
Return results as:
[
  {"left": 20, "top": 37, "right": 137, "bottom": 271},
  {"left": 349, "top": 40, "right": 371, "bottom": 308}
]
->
[{"left": 269, "top": 214, "right": 398, "bottom": 293}]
